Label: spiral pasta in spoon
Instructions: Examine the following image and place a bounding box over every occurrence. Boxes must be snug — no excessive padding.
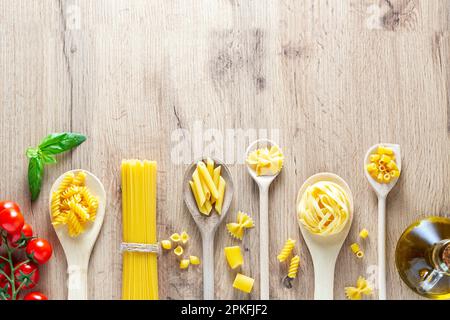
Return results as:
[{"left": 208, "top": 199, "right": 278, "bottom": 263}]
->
[{"left": 297, "top": 181, "right": 350, "bottom": 236}]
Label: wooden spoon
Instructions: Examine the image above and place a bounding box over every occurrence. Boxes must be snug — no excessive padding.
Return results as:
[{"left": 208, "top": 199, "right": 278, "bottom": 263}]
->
[
  {"left": 296, "top": 173, "right": 354, "bottom": 300},
  {"left": 364, "top": 143, "right": 401, "bottom": 300},
  {"left": 245, "top": 139, "right": 282, "bottom": 300},
  {"left": 183, "top": 158, "right": 234, "bottom": 300},
  {"left": 49, "top": 169, "right": 106, "bottom": 300}
]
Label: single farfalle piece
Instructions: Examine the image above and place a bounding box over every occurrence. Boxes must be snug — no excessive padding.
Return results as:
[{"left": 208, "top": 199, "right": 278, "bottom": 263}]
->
[
  {"left": 345, "top": 276, "right": 373, "bottom": 300},
  {"left": 226, "top": 211, "right": 254, "bottom": 240}
]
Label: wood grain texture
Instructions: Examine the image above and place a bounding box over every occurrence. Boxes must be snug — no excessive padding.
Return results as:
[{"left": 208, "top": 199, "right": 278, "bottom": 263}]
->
[{"left": 0, "top": 0, "right": 449, "bottom": 300}]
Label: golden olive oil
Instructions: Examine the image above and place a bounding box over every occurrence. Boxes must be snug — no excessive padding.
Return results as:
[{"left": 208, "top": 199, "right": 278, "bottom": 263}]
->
[{"left": 395, "top": 217, "right": 450, "bottom": 299}]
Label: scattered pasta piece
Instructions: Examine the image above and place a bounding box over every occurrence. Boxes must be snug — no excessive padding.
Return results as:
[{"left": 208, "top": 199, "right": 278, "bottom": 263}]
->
[
  {"left": 174, "top": 245, "right": 184, "bottom": 257},
  {"left": 277, "top": 238, "right": 296, "bottom": 262},
  {"left": 161, "top": 240, "right": 172, "bottom": 250},
  {"left": 350, "top": 243, "right": 364, "bottom": 259},
  {"left": 189, "top": 159, "right": 226, "bottom": 215},
  {"left": 226, "top": 211, "right": 254, "bottom": 240},
  {"left": 297, "top": 181, "right": 350, "bottom": 236},
  {"left": 189, "top": 256, "right": 201, "bottom": 265},
  {"left": 246, "top": 145, "right": 284, "bottom": 176},
  {"left": 180, "top": 259, "right": 190, "bottom": 269},
  {"left": 366, "top": 145, "right": 400, "bottom": 184},
  {"left": 180, "top": 231, "right": 190, "bottom": 244},
  {"left": 51, "top": 171, "right": 99, "bottom": 238},
  {"left": 287, "top": 255, "right": 300, "bottom": 279},
  {"left": 170, "top": 233, "right": 181, "bottom": 243},
  {"left": 233, "top": 273, "right": 254, "bottom": 293},
  {"left": 345, "top": 276, "right": 373, "bottom": 300},
  {"left": 224, "top": 246, "right": 244, "bottom": 269},
  {"left": 359, "top": 228, "right": 369, "bottom": 239}
]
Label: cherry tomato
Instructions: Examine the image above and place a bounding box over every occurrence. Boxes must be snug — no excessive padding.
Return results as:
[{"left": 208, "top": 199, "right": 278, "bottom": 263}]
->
[
  {"left": 23, "top": 291, "right": 48, "bottom": 300},
  {"left": 26, "top": 238, "right": 53, "bottom": 265},
  {"left": 8, "top": 223, "right": 33, "bottom": 248},
  {"left": 0, "top": 208, "right": 24, "bottom": 234},
  {"left": 0, "top": 257, "right": 11, "bottom": 283},
  {"left": 0, "top": 201, "right": 20, "bottom": 214},
  {"left": 14, "top": 262, "right": 39, "bottom": 290},
  {"left": 0, "top": 281, "right": 13, "bottom": 300}
]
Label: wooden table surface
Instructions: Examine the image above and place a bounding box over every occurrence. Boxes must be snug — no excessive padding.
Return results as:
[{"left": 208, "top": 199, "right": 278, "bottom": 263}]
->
[{"left": 1, "top": 0, "right": 449, "bottom": 300}]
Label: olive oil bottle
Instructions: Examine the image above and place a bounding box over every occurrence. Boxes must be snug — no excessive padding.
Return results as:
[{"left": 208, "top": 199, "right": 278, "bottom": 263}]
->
[{"left": 395, "top": 217, "right": 450, "bottom": 299}]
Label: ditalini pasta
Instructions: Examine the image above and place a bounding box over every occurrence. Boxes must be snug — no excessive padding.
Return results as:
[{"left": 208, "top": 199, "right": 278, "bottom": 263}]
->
[
  {"left": 350, "top": 243, "right": 364, "bottom": 258},
  {"left": 224, "top": 246, "right": 244, "bottom": 269},
  {"left": 345, "top": 276, "right": 373, "bottom": 300},
  {"left": 366, "top": 145, "right": 400, "bottom": 184},
  {"left": 189, "top": 158, "right": 226, "bottom": 215},
  {"left": 359, "top": 228, "right": 369, "bottom": 239},
  {"left": 121, "top": 160, "right": 158, "bottom": 300},
  {"left": 50, "top": 171, "right": 98, "bottom": 237},
  {"left": 277, "top": 238, "right": 296, "bottom": 262},
  {"left": 246, "top": 145, "right": 284, "bottom": 176},
  {"left": 226, "top": 211, "right": 254, "bottom": 240},
  {"left": 297, "top": 181, "right": 350, "bottom": 236},
  {"left": 233, "top": 273, "right": 254, "bottom": 293},
  {"left": 287, "top": 255, "right": 300, "bottom": 279}
]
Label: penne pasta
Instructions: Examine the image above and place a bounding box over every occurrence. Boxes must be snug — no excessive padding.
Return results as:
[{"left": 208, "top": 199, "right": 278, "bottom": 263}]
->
[
  {"left": 215, "top": 176, "right": 226, "bottom": 214},
  {"left": 192, "top": 169, "right": 206, "bottom": 207},
  {"left": 197, "top": 161, "right": 219, "bottom": 200}
]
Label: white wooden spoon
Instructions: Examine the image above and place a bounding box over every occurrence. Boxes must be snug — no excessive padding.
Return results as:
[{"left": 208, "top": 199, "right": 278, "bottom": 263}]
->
[
  {"left": 245, "top": 139, "right": 282, "bottom": 300},
  {"left": 364, "top": 143, "right": 401, "bottom": 300},
  {"left": 183, "top": 158, "right": 234, "bottom": 300},
  {"left": 296, "top": 173, "right": 354, "bottom": 300},
  {"left": 49, "top": 169, "right": 106, "bottom": 300}
]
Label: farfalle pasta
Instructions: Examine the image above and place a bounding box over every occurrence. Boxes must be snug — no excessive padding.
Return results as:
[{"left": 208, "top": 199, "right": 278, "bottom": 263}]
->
[
  {"left": 51, "top": 171, "right": 98, "bottom": 237},
  {"left": 246, "top": 145, "right": 284, "bottom": 176},
  {"left": 226, "top": 211, "right": 254, "bottom": 240},
  {"left": 297, "top": 181, "right": 350, "bottom": 236},
  {"left": 345, "top": 276, "right": 373, "bottom": 300}
]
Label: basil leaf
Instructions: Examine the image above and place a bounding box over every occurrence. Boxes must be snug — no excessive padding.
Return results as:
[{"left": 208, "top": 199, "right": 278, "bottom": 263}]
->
[
  {"left": 28, "top": 156, "right": 44, "bottom": 201},
  {"left": 38, "top": 133, "right": 86, "bottom": 155},
  {"left": 41, "top": 153, "right": 57, "bottom": 164}
]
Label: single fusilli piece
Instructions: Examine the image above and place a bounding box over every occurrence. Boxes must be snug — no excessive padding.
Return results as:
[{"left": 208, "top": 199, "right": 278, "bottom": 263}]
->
[
  {"left": 73, "top": 171, "right": 87, "bottom": 186},
  {"left": 277, "top": 238, "right": 296, "bottom": 262},
  {"left": 287, "top": 255, "right": 300, "bottom": 279},
  {"left": 57, "top": 172, "right": 74, "bottom": 193},
  {"left": 67, "top": 211, "right": 83, "bottom": 237}
]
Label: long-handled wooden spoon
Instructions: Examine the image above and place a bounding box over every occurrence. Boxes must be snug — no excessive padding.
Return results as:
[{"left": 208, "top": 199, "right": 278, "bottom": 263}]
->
[
  {"left": 183, "top": 158, "right": 234, "bottom": 300},
  {"left": 49, "top": 169, "right": 106, "bottom": 300},
  {"left": 364, "top": 143, "right": 401, "bottom": 300},
  {"left": 296, "top": 173, "right": 354, "bottom": 300},
  {"left": 245, "top": 139, "right": 282, "bottom": 300}
]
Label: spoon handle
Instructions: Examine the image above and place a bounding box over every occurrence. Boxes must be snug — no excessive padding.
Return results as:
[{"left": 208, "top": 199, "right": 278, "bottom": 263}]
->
[
  {"left": 378, "top": 196, "right": 387, "bottom": 300},
  {"left": 67, "top": 265, "right": 88, "bottom": 300},
  {"left": 259, "top": 185, "right": 270, "bottom": 300},
  {"left": 313, "top": 252, "right": 336, "bottom": 300},
  {"left": 202, "top": 232, "right": 215, "bottom": 300}
]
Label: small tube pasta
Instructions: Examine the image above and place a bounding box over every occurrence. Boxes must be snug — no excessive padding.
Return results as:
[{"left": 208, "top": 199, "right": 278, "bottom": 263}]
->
[
  {"left": 367, "top": 145, "right": 400, "bottom": 184},
  {"left": 350, "top": 243, "right": 364, "bottom": 258},
  {"left": 359, "top": 229, "right": 369, "bottom": 239},
  {"left": 161, "top": 240, "right": 172, "bottom": 250},
  {"left": 189, "top": 181, "right": 208, "bottom": 215},
  {"left": 233, "top": 273, "right": 254, "bottom": 293},
  {"left": 180, "top": 259, "right": 190, "bottom": 269}
]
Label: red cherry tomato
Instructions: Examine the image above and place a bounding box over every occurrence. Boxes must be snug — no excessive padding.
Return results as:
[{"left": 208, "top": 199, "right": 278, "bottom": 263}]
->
[
  {"left": 26, "top": 238, "right": 53, "bottom": 265},
  {"left": 23, "top": 291, "right": 48, "bottom": 300},
  {"left": 0, "top": 257, "right": 11, "bottom": 283},
  {"left": 14, "top": 262, "right": 39, "bottom": 290},
  {"left": 0, "top": 208, "right": 24, "bottom": 234},
  {"left": 8, "top": 223, "right": 33, "bottom": 248},
  {"left": 0, "top": 281, "right": 13, "bottom": 300},
  {"left": 0, "top": 201, "right": 20, "bottom": 213}
]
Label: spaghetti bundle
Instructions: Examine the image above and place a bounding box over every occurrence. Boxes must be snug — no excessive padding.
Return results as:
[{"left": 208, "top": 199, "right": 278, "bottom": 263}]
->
[{"left": 121, "top": 160, "right": 158, "bottom": 300}]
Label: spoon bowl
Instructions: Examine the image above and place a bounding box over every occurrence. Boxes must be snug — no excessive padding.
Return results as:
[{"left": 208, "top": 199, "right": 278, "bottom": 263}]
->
[
  {"left": 49, "top": 169, "right": 106, "bottom": 300},
  {"left": 183, "top": 158, "right": 234, "bottom": 300},
  {"left": 296, "top": 172, "right": 354, "bottom": 300}
]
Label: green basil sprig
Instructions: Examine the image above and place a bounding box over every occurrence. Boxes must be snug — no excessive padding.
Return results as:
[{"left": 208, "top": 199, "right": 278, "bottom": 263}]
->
[{"left": 26, "top": 133, "right": 86, "bottom": 201}]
